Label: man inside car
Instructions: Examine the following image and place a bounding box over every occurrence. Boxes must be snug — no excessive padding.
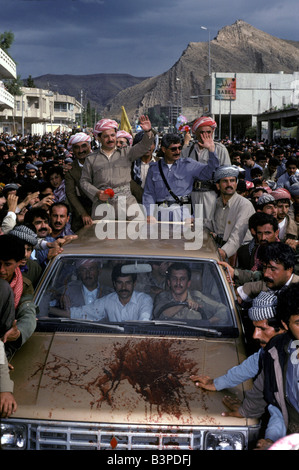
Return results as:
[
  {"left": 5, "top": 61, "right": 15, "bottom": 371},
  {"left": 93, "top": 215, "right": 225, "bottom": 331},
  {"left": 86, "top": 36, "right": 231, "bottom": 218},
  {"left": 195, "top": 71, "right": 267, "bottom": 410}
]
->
[
  {"left": 52, "top": 263, "right": 153, "bottom": 322},
  {"left": 48, "top": 259, "right": 114, "bottom": 310},
  {"left": 153, "top": 262, "right": 228, "bottom": 323}
]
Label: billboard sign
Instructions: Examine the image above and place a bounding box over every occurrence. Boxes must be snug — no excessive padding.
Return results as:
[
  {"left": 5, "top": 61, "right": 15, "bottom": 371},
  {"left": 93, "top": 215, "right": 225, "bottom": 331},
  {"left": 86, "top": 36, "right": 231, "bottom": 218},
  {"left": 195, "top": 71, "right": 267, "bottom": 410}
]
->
[{"left": 215, "top": 77, "right": 236, "bottom": 100}]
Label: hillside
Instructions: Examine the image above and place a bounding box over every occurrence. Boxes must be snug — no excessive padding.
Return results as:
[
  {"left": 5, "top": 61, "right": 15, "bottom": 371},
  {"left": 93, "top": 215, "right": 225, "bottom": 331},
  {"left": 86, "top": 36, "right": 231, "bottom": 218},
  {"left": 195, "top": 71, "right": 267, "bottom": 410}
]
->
[
  {"left": 30, "top": 73, "right": 149, "bottom": 111},
  {"left": 31, "top": 20, "right": 299, "bottom": 121}
]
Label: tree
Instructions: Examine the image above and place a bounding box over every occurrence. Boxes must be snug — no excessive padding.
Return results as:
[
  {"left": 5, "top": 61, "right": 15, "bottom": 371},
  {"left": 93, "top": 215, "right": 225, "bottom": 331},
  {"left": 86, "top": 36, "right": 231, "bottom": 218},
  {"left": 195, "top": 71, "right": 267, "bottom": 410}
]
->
[
  {"left": 0, "top": 31, "right": 14, "bottom": 54},
  {"left": 82, "top": 100, "right": 101, "bottom": 128},
  {"left": 4, "top": 75, "right": 23, "bottom": 96},
  {"left": 25, "top": 75, "right": 36, "bottom": 88}
]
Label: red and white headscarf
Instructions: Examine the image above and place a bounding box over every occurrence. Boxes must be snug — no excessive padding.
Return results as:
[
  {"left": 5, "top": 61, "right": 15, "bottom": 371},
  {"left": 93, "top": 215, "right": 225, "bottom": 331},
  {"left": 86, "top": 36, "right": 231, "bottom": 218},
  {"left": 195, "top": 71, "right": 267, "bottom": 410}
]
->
[
  {"left": 94, "top": 119, "right": 118, "bottom": 135},
  {"left": 271, "top": 188, "right": 291, "bottom": 201},
  {"left": 116, "top": 130, "right": 133, "bottom": 146},
  {"left": 192, "top": 116, "right": 217, "bottom": 134},
  {"left": 10, "top": 266, "right": 23, "bottom": 309},
  {"left": 67, "top": 132, "right": 91, "bottom": 150}
]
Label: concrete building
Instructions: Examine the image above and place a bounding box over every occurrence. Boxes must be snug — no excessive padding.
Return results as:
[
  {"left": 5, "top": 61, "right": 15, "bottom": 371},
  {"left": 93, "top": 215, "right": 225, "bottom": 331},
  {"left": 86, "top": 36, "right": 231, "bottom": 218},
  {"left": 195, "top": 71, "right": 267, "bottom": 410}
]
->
[
  {"left": 0, "top": 48, "right": 16, "bottom": 114},
  {"left": 203, "top": 71, "right": 299, "bottom": 141},
  {"left": 0, "top": 87, "right": 82, "bottom": 135},
  {"left": 257, "top": 106, "right": 299, "bottom": 143}
]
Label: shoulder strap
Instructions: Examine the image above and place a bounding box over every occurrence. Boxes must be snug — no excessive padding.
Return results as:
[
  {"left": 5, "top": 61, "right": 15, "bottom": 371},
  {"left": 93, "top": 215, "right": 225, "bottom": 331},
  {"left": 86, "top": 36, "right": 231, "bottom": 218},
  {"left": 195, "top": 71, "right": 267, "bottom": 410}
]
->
[
  {"left": 158, "top": 159, "right": 180, "bottom": 203},
  {"left": 188, "top": 142, "right": 197, "bottom": 160}
]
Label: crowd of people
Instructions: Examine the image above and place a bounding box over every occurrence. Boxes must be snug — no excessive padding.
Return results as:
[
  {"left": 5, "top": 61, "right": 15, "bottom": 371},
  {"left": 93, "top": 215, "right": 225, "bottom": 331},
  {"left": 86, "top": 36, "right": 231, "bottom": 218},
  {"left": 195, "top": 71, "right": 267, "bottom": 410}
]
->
[{"left": 0, "top": 113, "right": 299, "bottom": 450}]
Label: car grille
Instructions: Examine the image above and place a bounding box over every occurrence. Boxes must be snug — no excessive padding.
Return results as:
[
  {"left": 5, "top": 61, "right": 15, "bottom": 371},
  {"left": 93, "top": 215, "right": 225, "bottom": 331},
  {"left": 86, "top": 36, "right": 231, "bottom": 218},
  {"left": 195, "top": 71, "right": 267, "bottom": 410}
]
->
[
  {"left": 1, "top": 419, "right": 254, "bottom": 450},
  {"left": 26, "top": 422, "right": 202, "bottom": 450}
]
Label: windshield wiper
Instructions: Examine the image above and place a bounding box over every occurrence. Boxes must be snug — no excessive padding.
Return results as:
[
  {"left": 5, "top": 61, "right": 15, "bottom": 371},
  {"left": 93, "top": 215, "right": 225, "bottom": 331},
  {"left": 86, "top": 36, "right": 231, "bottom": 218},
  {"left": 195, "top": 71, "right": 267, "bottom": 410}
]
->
[
  {"left": 140, "top": 320, "right": 222, "bottom": 336},
  {"left": 59, "top": 318, "right": 125, "bottom": 332}
]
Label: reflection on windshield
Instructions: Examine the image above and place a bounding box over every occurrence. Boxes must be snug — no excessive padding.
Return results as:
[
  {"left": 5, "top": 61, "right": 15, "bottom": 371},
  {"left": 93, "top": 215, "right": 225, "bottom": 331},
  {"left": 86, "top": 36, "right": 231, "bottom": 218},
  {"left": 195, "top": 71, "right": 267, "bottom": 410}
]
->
[{"left": 37, "top": 257, "right": 233, "bottom": 327}]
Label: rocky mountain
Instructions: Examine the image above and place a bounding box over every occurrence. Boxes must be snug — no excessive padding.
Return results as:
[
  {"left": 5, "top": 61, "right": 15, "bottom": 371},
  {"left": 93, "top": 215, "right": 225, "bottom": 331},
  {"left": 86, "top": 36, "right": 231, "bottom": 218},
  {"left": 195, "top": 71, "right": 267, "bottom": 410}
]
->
[
  {"left": 32, "top": 20, "right": 299, "bottom": 121},
  {"left": 105, "top": 20, "right": 299, "bottom": 120}
]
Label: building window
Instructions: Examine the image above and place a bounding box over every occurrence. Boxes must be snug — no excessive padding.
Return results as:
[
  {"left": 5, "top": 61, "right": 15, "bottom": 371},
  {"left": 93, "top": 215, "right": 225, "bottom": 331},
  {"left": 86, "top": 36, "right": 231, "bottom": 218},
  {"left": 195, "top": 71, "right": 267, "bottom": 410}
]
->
[{"left": 54, "top": 102, "right": 67, "bottom": 112}]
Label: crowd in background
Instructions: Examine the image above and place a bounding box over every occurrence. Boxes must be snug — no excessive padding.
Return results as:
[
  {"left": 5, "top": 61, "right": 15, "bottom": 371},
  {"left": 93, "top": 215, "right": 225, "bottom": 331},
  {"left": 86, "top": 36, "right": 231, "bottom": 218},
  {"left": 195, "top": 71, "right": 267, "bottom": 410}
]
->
[{"left": 0, "top": 120, "right": 299, "bottom": 450}]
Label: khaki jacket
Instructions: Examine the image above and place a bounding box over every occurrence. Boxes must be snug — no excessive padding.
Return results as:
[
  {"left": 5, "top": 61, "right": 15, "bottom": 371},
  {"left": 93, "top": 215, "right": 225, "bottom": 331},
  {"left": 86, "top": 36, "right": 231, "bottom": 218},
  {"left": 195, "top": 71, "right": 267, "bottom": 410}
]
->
[{"left": 80, "top": 132, "right": 154, "bottom": 218}]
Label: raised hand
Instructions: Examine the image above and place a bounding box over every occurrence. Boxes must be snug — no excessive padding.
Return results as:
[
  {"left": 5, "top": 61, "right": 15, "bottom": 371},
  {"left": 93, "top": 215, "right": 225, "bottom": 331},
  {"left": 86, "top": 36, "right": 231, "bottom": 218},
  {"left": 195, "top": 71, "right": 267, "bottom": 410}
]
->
[{"left": 139, "top": 115, "right": 152, "bottom": 132}]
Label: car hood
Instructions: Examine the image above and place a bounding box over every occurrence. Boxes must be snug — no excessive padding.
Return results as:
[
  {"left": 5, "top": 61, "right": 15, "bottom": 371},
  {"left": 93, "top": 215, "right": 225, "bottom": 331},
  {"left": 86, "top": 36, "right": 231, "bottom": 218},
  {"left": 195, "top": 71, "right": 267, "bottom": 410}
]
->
[{"left": 11, "top": 332, "right": 252, "bottom": 427}]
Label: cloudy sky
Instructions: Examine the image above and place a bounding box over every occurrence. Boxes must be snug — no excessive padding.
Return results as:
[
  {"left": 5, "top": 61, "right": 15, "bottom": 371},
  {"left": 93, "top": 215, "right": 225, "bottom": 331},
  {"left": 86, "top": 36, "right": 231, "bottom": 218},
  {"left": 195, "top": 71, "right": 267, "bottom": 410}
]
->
[{"left": 2, "top": 0, "right": 298, "bottom": 80}]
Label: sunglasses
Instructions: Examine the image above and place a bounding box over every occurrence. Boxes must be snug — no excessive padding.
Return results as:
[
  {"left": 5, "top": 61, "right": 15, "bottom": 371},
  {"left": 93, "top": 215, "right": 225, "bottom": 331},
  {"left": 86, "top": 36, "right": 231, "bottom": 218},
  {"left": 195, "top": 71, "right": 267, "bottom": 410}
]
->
[{"left": 168, "top": 145, "right": 182, "bottom": 152}]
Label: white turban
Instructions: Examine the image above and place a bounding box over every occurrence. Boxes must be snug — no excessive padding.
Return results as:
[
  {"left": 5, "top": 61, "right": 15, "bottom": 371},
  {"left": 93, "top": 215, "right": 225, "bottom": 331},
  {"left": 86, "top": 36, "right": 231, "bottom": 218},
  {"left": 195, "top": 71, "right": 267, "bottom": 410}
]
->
[
  {"left": 214, "top": 165, "right": 240, "bottom": 182},
  {"left": 67, "top": 132, "right": 91, "bottom": 150},
  {"left": 94, "top": 119, "right": 118, "bottom": 135},
  {"left": 192, "top": 116, "right": 217, "bottom": 134}
]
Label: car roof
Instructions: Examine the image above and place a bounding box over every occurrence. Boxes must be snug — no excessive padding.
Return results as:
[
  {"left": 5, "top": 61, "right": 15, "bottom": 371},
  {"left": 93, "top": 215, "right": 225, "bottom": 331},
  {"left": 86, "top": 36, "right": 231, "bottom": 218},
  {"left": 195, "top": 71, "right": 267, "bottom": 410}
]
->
[{"left": 60, "top": 222, "right": 220, "bottom": 261}]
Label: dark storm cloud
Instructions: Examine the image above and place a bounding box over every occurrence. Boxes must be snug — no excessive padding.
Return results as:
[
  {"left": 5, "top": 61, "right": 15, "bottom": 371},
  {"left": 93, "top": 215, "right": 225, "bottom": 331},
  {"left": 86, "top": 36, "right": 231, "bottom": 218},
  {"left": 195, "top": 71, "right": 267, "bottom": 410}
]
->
[{"left": 1, "top": 0, "right": 298, "bottom": 79}]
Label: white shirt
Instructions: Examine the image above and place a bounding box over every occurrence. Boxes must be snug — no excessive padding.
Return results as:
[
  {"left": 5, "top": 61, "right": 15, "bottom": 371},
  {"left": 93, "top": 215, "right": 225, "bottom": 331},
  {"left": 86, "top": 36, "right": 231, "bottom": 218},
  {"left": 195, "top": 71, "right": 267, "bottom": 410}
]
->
[
  {"left": 278, "top": 217, "right": 287, "bottom": 241},
  {"left": 82, "top": 284, "right": 99, "bottom": 305},
  {"left": 140, "top": 157, "right": 156, "bottom": 188},
  {"left": 70, "top": 291, "right": 153, "bottom": 322}
]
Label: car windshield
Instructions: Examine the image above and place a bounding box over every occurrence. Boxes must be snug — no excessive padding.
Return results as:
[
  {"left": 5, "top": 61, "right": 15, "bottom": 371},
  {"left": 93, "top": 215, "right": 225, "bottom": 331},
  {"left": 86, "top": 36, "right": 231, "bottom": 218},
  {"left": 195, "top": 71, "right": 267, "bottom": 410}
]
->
[{"left": 36, "top": 256, "right": 235, "bottom": 331}]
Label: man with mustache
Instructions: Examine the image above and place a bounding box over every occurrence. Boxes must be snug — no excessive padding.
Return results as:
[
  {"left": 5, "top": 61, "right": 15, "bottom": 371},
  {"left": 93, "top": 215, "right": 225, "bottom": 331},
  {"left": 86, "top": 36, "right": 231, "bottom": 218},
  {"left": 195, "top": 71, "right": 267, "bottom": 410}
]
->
[
  {"left": 236, "top": 212, "right": 279, "bottom": 273},
  {"left": 65, "top": 132, "right": 93, "bottom": 232},
  {"left": 80, "top": 115, "right": 154, "bottom": 220},
  {"left": 236, "top": 242, "right": 299, "bottom": 304},
  {"left": 49, "top": 202, "right": 73, "bottom": 239},
  {"left": 190, "top": 291, "right": 287, "bottom": 450},
  {"left": 190, "top": 290, "right": 284, "bottom": 387},
  {"left": 54, "top": 259, "right": 113, "bottom": 310},
  {"left": 142, "top": 132, "right": 220, "bottom": 223},
  {"left": 153, "top": 262, "right": 228, "bottom": 323},
  {"left": 68, "top": 263, "right": 153, "bottom": 322},
  {"left": 24, "top": 205, "right": 76, "bottom": 268},
  {"left": 182, "top": 116, "right": 231, "bottom": 220},
  {"left": 218, "top": 282, "right": 299, "bottom": 449},
  {"left": 204, "top": 165, "right": 255, "bottom": 261}
]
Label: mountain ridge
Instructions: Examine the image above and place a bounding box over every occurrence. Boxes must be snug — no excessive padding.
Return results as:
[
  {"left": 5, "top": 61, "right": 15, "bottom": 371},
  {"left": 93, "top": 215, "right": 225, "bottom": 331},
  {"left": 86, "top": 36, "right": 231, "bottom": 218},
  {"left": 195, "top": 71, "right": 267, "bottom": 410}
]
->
[{"left": 31, "top": 20, "right": 299, "bottom": 121}]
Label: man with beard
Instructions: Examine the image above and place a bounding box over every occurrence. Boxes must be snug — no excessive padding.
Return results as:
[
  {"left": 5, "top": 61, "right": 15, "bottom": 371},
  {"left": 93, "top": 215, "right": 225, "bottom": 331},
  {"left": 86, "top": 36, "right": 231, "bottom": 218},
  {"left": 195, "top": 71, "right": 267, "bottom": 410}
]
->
[{"left": 65, "top": 132, "right": 93, "bottom": 232}]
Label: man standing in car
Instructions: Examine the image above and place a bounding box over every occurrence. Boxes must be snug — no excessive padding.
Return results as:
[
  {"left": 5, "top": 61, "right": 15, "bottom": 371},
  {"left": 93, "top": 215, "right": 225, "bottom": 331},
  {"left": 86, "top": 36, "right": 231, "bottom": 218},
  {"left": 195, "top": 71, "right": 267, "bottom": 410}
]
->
[
  {"left": 142, "top": 132, "right": 219, "bottom": 223},
  {"left": 80, "top": 115, "right": 154, "bottom": 220},
  {"left": 182, "top": 116, "right": 231, "bottom": 219}
]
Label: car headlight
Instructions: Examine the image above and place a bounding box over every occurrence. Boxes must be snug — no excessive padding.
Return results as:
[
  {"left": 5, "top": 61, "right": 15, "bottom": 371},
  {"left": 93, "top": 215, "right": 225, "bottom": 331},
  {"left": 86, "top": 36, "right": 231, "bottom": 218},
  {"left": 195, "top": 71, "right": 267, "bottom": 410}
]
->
[
  {"left": 205, "top": 431, "right": 245, "bottom": 450},
  {"left": 1, "top": 423, "right": 27, "bottom": 450}
]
